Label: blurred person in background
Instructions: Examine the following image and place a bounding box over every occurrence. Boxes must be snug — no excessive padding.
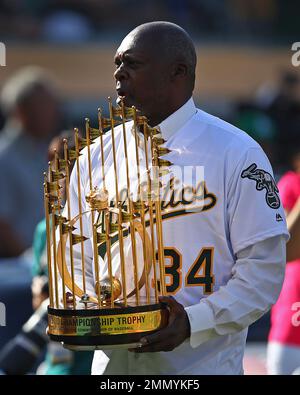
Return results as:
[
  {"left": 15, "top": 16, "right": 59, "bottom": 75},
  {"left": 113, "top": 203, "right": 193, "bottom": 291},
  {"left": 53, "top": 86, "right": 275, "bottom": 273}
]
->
[
  {"left": 0, "top": 131, "right": 93, "bottom": 375},
  {"left": 0, "top": 67, "right": 61, "bottom": 258},
  {"left": 0, "top": 103, "right": 5, "bottom": 131},
  {"left": 256, "top": 71, "right": 300, "bottom": 172},
  {"left": 267, "top": 146, "right": 300, "bottom": 374},
  {"left": 234, "top": 100, "right": 277, "bottom": 167}
]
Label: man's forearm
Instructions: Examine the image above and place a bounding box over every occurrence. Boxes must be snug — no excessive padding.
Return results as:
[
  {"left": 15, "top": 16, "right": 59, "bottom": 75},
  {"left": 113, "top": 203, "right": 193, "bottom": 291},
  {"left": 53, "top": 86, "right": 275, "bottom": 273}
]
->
[{"left": 185, "top": 235, "right": 286, "bottom": 348}]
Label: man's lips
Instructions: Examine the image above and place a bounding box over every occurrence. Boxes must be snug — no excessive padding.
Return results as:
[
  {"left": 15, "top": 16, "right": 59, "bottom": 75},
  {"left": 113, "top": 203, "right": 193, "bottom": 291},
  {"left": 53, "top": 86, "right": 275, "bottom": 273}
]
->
[
  {"left": 116, "top": 88, "right": 132, "bottom": 105},
  {"left": 116, "top": 88, "right": 127, "bottom": 98}
]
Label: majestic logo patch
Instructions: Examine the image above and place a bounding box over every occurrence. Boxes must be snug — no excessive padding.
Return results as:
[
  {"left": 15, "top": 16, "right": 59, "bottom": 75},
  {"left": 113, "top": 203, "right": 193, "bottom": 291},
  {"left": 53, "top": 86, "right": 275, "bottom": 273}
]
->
[
  {"left": 241, "top": 163, "right": 280, "bottom": 209},
  {"left": 276, "top": 213, "right": 283, "bottom": 222}
]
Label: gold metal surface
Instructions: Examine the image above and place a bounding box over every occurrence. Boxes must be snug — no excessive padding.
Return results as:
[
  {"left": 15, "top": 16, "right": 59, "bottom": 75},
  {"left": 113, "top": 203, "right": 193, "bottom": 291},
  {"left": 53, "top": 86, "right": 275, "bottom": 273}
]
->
[
  {"left": 49, "top": 309, "right": 168, "bottom": 336},
  {"left": 44, "top": 99, "right": 172, "bottom": 345}
]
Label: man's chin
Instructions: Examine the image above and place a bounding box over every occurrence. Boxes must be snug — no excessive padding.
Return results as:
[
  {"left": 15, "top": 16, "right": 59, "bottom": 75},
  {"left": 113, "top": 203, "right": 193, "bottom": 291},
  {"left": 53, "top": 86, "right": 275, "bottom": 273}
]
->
[{"left": 116, "top": 95, "right": 136, "bottom": 109}]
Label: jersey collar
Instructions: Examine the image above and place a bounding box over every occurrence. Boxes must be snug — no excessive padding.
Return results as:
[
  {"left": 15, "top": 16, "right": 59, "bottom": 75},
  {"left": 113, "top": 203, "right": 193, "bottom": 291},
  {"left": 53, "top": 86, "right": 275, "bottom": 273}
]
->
[{"left": 156, "top": 97, "right": 197, "bottom": 140}]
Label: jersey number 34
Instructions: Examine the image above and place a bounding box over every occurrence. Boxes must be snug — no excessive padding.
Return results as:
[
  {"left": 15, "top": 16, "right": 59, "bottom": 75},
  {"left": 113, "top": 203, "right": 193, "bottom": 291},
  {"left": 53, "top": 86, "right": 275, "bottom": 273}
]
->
[{"left": 154, "top": 247, "right": 215, "bottom": 295}]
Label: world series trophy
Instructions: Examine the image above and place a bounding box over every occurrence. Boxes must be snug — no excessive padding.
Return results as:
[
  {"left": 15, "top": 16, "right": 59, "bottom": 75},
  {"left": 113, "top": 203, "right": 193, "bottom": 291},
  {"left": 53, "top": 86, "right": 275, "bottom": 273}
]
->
[{"left": 44, "top": 98, "right": 172, "bottom": 350}]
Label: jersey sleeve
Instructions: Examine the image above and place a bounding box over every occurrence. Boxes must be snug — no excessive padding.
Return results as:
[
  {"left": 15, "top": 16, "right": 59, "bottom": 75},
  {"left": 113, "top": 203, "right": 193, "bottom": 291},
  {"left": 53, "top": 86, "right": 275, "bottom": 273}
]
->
[{"left": 226, "top": 146, "right": 289, "bottom": 255}]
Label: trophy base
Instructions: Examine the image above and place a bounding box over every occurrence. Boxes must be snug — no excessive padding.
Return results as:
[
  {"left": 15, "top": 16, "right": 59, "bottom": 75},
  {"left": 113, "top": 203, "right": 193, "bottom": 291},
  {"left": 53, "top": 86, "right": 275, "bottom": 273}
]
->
[
  {"left": 63, "top": 342, "right": 142, "bottom": 351},
  {"left": 48, "top": 301, "right": 168, "bottom": 350}
]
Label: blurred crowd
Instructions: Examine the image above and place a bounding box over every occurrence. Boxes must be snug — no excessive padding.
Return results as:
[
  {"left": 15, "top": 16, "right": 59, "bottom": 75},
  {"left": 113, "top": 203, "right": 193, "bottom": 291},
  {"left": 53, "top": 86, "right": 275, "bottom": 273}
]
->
[
  {"left": 233, "top": 70, "right": 300, "bottom": 175},
  {"left": 0, "top": 0, "right": 299, "bottom": 43},
  {"left": 0, "top": 67, "right": 61, "bottom": 257}
]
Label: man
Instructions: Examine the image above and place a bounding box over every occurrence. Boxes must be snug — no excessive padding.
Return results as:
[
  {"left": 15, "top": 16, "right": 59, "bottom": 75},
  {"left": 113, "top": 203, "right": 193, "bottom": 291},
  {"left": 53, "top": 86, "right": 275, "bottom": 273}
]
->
[
  {"left": 66, "top": 22, "right": 289, "bottom": 374},
  {"left": 0, "top": 67, "right": 61, "bottom": 257}
]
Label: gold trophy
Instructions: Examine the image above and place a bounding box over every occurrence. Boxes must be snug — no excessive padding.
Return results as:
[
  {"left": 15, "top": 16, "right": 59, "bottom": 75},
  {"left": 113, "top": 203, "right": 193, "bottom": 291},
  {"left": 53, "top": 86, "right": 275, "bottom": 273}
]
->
[{"left": 44, "top": 98, "right": 172, "bottom": 349}]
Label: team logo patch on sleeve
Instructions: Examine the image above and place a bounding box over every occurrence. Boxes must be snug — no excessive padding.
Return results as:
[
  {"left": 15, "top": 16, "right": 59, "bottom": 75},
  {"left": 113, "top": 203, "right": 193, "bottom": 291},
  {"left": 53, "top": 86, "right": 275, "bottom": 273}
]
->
[{"left": 241, "top": 163, "right": 280, "bottom": 209}]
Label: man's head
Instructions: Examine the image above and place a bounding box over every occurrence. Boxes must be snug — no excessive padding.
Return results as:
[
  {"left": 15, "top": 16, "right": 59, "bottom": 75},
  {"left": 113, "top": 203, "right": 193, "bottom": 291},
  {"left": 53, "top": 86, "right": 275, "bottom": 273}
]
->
[
  {"left": 114, "top": 21, "right": 197, "bottom": 126},
  {"left": 0, "top": 67, "right": 61, "bottom": 139}
]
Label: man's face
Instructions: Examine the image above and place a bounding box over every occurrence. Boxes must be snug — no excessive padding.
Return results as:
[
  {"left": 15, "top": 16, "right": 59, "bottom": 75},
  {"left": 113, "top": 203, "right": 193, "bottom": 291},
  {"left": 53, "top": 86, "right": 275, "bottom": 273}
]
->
[
  {"left": 20, "top": 87, "right": 60, "bottom": 139},
  {"left": 114, "top": 34, "right": 171, "bottom": 120}
]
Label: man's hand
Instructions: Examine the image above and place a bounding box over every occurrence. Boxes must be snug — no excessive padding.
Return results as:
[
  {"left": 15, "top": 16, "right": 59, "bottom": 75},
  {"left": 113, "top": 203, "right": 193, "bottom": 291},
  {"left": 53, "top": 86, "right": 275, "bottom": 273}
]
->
[{"left": 130, "top": 295, "right": 191, "bottom": 353}]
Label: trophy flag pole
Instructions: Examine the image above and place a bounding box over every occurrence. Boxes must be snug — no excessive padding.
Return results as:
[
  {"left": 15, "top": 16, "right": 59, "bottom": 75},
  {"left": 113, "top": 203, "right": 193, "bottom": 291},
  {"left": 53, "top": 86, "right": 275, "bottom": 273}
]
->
[
  {"left": 63, "top": 139, "right": 77, "bottom": 309},
  {"left": 97, "top": 109, "right": 107, "bottom": 237},
  {"left": 48, "top": 162, "right": 60, "bottom": 308},
  {"left": 132, "top": 106, "right": 151, "bottom": 304},
  {"left": 97, "top": 110, "right": 108, "bottom": 241},
  {"left": 108, "top": 97, "right": 128, "bottom": 307},
  {"left": 104, "top": 211, "right": 114, "bottom": 307},
  {"left": 74, "top": 128, "right": 87, "bottom": 296},
  {"left": 85, "top": 118, "right": 102, "bottom": 308},
  {"left": 43, "top": 175, "right": 54, "bottom": 308},
  {"left": 54, "top": 150, "right": 67, "bottom": 308},
  {"left": 96, "top": 111, "right": 115, "bottom": 307},
  {"left": 119, "top": 98, "right": 142, "bottom": 307},
  {"left": 150, "top": 136, "right": 167, "bottom": 296},
  {"left": 142, "top": 122, "right": 159, "bottom": 302},
  {"left": 97, "top": 109, "right": 106, "bottom": 191}
]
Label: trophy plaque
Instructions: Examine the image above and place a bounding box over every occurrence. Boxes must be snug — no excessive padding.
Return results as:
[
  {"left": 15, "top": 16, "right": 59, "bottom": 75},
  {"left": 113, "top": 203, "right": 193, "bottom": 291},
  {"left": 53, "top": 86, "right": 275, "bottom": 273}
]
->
[{"left": 44, "top": 99, "right": 172, "bottom": 350}]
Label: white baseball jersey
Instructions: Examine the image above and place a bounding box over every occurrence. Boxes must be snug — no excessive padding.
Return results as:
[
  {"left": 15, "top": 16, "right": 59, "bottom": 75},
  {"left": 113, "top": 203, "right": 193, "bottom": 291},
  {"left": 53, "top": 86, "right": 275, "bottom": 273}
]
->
[{"left": 65, "top": 97, "right": 289, "bottom": 374}]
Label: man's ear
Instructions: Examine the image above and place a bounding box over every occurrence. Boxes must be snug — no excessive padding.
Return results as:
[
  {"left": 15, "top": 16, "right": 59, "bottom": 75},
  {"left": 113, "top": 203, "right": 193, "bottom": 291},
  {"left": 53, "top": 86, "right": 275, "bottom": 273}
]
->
[{"left": 170, "top": 63, "right": 188, "bottom": 81}]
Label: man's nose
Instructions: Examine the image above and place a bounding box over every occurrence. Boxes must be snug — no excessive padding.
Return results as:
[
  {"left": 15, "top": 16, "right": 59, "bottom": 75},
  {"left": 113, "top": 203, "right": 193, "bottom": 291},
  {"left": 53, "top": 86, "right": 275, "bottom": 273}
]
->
[{"left": 114, "top": 63, "right": 128, "bottom": 81}]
